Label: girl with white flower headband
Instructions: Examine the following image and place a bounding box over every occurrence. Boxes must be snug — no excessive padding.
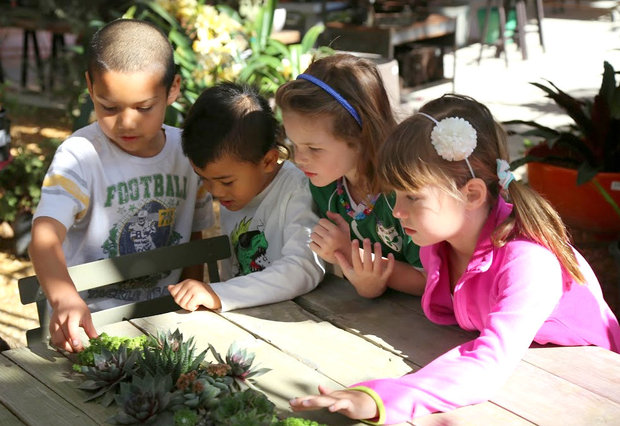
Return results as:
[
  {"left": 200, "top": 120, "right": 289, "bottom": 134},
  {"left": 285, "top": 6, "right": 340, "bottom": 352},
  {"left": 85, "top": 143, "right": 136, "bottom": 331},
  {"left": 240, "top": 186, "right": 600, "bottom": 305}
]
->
[
  {"left": 276, "top": 54, "right": 425, "bottom": 298},
  {"left": 290, "top": 94, "right": 620, "bottom": 424}
]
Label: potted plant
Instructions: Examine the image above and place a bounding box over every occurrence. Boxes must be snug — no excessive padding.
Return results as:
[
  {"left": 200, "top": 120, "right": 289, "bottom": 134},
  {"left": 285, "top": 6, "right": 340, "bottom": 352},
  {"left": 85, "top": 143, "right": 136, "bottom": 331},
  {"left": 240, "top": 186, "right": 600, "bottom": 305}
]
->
[
  {"left": 0, "top": 139, "right": 60, "bottom": 257},
  {"left": 506, "top": 61, "right": 620, "bottom": 238}
]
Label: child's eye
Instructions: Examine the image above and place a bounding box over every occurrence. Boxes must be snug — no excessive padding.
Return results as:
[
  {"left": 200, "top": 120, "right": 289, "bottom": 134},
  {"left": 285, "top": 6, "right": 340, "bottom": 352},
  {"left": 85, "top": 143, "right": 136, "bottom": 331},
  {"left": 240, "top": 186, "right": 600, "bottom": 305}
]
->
[
  {"left": 308, "top": 147, "right": 321, "bottom": 152},
  {"left": 406, "top": 194, "right": 419, "bottom": 202},
  {"left": 101, "top": 105, "right": 118, "bottom": 112},
  {"left": 137, "top": 106, "right": 153, "bottom": 112},
  {"left": 221, "top": 181, "right": 234, "bottom": 186}
]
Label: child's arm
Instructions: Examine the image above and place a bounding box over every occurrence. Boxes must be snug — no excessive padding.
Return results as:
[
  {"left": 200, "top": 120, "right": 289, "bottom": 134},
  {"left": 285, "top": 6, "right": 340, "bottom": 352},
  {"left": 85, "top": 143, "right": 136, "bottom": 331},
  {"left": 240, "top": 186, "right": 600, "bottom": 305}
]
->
[
  {"left": 332, "top": 244, "right": 566, "bottom": 424},
  {"left": 28, "top": 217, "right": 98, "bottom": 352},
  {"left": 207, "top": 187, "right": 324, "bottom": 312},
  {"left": 290, "top": 385, "right": 379, "bottom": 421}
]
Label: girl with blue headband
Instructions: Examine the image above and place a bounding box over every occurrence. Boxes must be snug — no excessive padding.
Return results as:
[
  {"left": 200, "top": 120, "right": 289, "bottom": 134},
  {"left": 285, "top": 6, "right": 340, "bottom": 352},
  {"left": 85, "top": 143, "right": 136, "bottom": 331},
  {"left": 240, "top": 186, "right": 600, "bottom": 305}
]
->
[
  {"left": 276, "top": 54, "right": 425, "bottom": 298},
  {"left": 289, "top": 94, "right": 620, "bottom": 424}
]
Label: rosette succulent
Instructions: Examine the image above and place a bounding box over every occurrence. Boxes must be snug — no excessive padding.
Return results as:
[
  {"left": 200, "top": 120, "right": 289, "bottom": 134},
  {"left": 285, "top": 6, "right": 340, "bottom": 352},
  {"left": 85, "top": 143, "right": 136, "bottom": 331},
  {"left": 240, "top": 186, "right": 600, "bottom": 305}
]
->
[
  {"left": 110, "top": 374, "right": 175, "bottom": 425},
  {"left": 208, "top": 341, "right": 271, "bottom": 382},
  {"left": 76, "top": 344, "right": 140, "bottom": 406}
]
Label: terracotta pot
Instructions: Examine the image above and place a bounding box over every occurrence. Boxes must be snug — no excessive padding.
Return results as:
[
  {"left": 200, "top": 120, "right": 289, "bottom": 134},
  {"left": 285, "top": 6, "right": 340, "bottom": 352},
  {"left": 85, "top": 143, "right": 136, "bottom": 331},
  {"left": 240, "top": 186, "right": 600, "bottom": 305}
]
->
[{"left": 527, "top": 162, "right": 620, "bottom": 237}]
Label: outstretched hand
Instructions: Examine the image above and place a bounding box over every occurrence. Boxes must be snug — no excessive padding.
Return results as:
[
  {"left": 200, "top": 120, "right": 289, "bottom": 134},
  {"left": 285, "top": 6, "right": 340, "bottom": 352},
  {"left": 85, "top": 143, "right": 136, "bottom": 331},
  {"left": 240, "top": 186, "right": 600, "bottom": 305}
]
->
[
  {"left": 335, "top": 238, "right": 395, "bottom": 298},
  {"left": 290, "top": 385, "right": 378, "bottom": 420},
  {"left": 49, "top": 293, "right": 98, "bottom": 352}
]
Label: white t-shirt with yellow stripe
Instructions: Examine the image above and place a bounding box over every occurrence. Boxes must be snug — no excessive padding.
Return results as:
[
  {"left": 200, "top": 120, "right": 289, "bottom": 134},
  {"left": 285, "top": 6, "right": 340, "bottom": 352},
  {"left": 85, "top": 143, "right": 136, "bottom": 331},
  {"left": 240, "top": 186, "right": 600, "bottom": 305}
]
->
[{"left": 33, "top": 122, "right": 214, "bottom": 310}]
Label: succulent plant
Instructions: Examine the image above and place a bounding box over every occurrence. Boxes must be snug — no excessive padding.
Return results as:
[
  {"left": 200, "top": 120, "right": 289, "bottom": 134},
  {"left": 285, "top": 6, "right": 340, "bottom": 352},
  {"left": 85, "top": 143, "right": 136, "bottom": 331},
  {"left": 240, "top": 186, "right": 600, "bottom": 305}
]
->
[
  {"left": 208, "top": 388, "right": 276, "bottom": 426},
  {"left": 174, "top": 408, "right": 199, "bottom": 426},
  {"left": 109, "top": 373, "right": 175, "bottom": 425},
  {"left": 172, "top": 370, "right": 226, "bottom": 411},
  {"left": 209, "top": 341, "right": 271, "bottom": 382},
  {"left": 77, "top": 344, "right": 139, "bottom": 406},
  {"left": 73, "top": 332, "right": 147, "bottom": 370},
  {"left": 137, "top": 329, "right": 207, "bottom": 384}
]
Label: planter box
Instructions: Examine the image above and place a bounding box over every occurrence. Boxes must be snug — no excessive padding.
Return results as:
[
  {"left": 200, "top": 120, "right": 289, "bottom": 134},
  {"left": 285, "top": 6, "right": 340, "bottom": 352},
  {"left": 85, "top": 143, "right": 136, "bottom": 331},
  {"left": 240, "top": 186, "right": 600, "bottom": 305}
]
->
[{"left": 527, "top": 162, "right": 620, "bottom": 238}]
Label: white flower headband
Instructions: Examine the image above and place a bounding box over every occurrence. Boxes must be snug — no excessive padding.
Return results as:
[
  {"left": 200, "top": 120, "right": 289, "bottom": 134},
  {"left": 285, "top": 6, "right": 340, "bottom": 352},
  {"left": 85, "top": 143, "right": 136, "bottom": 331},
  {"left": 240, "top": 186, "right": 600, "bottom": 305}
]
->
[{"left": 418, "top": 112, "right": 477, "bottom": 178}]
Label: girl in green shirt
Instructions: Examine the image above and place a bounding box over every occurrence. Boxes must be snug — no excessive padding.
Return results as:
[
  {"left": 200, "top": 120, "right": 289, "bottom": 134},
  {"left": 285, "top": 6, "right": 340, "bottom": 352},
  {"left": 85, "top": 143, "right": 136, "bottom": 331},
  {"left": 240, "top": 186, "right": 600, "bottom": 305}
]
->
[{"left": 276, "top": 53, "right": 425, "bottom": 298}]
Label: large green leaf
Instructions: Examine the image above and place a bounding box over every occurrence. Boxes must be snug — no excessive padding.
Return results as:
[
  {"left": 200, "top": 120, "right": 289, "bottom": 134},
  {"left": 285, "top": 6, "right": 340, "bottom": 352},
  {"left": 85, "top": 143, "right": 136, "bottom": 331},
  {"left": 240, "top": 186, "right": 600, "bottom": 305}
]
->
[
  {"left": 600, "top": 61, "right": 616, "bottom": 106},
  {"left": 576, "top": 162, "right": 602, "bottom": 185},
  {"left": 301, "top": 24, "right": 326, "bottom": 53}
]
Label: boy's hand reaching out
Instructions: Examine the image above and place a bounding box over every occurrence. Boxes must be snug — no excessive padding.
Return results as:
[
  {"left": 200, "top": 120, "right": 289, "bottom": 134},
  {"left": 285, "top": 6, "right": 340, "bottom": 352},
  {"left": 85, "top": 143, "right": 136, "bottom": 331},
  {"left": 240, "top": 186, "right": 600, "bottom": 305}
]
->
[
  {"left": 290, "top": 385, "right": 379, "bottom": 421},
  {"left": 168, "top": 280, "right": 222, "bottom": 311},
  {"left": 50, "top": 292, "right": 98, "bottom": 352},
  {"left": 310, "top": 211, "right": 352, "bottom": 264}
]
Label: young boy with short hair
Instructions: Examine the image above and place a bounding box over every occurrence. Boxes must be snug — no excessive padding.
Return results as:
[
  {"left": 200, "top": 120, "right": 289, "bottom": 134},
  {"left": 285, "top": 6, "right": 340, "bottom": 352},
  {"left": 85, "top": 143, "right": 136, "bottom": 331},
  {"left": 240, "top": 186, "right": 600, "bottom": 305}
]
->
[{"left": 28, "top": 19, "right": 213, "bottom": 353}]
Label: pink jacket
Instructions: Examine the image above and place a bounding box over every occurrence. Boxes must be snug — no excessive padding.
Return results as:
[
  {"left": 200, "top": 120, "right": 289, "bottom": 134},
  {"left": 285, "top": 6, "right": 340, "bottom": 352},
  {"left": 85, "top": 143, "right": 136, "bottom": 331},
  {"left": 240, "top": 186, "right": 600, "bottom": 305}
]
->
[{"left": 353, "top": 197, "right": 620, "bottom": 425}]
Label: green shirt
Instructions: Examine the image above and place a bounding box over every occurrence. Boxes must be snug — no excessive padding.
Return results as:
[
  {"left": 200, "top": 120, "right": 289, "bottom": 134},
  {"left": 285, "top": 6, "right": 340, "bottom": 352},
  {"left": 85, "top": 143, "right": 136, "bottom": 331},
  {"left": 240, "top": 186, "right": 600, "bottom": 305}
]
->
[{"left": 310, "top": 179, "right": 422, "bottom": 268}]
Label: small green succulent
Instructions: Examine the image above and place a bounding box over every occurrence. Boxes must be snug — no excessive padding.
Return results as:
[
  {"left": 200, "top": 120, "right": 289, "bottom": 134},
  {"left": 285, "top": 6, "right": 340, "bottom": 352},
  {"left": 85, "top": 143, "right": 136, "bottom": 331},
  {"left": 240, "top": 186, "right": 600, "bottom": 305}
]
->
[
  {"left": 77, "top": 344, "right": 139, "bottom": 406},
  {"left": 209, "top": 341, "right": 271, "bottom": 382},
  {"left": 138, "top": 329, "right": 207, "bottom": 384},
  {"left": 109, "top": 373, "right": 174, "bottom": 425},
  {"left": 73, "top": 332, "right": 147, "bottom": 370},
  {"left": 209, "top": 388, "right": 276, "bottom": 425}
]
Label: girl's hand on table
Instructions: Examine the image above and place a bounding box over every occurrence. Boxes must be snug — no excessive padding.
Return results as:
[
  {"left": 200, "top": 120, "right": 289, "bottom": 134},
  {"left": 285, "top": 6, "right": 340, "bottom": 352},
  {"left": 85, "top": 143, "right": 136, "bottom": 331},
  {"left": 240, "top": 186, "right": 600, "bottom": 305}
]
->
[
  {"left": 290, "top": 385, "right": 379, "bottom": 420},
  {"left": 335, "top": 238, "right": 394, "bottom": 298},
  {"left": 168, "top": 279, "right": 222, "bottom": 311},
  {"left": 310, "top": 211, "right": 352, "bottom": 264}
]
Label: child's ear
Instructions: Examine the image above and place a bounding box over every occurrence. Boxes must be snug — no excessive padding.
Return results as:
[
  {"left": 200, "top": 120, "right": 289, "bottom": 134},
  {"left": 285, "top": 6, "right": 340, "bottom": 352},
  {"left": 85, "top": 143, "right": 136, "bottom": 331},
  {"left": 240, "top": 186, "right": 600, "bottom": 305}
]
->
[
  {"left": 262, "top": 149, "right": 280, "bottom": 172},
  {"left": 463, "top": 178, "right": 488, "bottom": 210},
  {"left": 167, "top": 74, "right": 181, "bottom": 105}
]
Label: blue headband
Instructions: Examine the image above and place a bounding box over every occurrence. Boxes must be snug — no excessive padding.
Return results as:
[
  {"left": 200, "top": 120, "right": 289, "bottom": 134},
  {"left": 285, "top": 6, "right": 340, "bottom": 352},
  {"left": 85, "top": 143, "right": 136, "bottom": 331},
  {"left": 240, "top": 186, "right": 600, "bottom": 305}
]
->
[{"left": 296, "top": 73, "right": 362, "bottom": 127}]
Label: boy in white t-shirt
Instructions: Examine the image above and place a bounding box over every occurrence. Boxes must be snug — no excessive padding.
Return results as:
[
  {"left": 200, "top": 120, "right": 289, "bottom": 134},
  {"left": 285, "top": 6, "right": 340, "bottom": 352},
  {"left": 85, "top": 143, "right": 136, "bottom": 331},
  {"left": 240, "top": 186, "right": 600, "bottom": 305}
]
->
[
  {"left": 28, "top": 19, "right": 214, "bottom": 352},
  {"left": 168, "top": 82, "right": 324, "bottom": 312}
]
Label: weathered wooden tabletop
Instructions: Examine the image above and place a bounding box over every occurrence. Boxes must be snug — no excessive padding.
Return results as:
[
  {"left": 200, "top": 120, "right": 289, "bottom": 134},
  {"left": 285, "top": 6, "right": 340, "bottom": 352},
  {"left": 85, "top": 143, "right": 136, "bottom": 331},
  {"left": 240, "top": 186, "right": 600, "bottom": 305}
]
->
[{"left": 1, "top": 273, "right": 619, "bottom": 425}]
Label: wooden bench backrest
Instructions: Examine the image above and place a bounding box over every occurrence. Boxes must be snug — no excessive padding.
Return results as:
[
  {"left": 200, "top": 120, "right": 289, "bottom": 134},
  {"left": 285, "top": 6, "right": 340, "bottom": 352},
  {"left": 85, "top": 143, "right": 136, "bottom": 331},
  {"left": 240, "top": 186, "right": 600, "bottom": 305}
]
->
[{"left": 18, "top": 235, "right": 231, "bottom": 347}]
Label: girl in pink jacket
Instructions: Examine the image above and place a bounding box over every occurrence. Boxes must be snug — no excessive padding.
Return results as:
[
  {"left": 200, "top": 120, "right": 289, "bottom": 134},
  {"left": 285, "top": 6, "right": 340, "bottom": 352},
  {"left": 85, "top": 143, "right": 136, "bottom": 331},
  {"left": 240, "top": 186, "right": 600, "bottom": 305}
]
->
[{"left": 289, "top": 94, "right": 620, "bottom": 424}]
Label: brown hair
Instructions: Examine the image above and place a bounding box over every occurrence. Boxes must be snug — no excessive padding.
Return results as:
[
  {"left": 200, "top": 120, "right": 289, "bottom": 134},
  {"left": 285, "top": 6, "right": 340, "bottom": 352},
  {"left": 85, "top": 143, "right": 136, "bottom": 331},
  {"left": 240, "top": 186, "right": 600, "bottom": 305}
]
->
[
  {"left": 377, "top": 94, "right": 585, "bottom": 283},
  {"left": 275, "top": 53, "right": 396, "bottom": 194},
  {"left": 87, "top": 19, "right": 176, "bottom": 92}
]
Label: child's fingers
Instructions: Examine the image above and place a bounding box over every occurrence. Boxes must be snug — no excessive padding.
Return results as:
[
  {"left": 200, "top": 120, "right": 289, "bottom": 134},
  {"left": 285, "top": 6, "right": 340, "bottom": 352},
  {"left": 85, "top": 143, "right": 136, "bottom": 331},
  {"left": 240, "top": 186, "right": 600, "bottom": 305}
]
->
[
  {"left": 350, "top": 239, "right": 363, "bottom": 270},
  {"left": 372, "top": 242, "right": 384, "bottom": 272},
  {"left": 82, "top": 314, "right": 99, "bottom": 340},
  {"left": 167, "top": 283, "right": 179, "bottom": 296},
  {"left": 362, "top": 239, "right": 374, "bottom": 272},
  {"left": 334, "top": 250, "right": 353, "bottom": 273},
  {"left": 326, "top": 211, "right": 350, "bottom": 233},
  {"left": 318, "top": 384, "right": 335, "bottom": 395},
  {"left": 66, "top": 318, "right": 83, "bottom": 352},
  {"left": 382, "top": 253, "right": 396, "bottom": 280},
  {"left": 50, "top": 323, "right": 73, "bottom": 352},
  {"left": 315, "top": 218, "right": 338, "bottom": 234}
]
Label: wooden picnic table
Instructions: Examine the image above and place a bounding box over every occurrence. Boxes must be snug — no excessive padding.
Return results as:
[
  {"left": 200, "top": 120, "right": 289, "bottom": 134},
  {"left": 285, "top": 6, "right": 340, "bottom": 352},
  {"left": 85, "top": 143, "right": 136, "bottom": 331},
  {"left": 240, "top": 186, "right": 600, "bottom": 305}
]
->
[{"left": 1, "top": 273, "right": 620, "bottom": 425}]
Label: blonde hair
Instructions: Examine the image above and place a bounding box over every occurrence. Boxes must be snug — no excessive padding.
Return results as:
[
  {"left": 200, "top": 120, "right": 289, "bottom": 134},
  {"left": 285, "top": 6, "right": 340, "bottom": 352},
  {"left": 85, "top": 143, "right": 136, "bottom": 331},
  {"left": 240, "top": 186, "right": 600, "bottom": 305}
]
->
[
  {"left": 275, "top": 53, "right": 396, "bottom": 195},
  {"left": 378, "top": 94, "right": 585, "bottom": 283}
]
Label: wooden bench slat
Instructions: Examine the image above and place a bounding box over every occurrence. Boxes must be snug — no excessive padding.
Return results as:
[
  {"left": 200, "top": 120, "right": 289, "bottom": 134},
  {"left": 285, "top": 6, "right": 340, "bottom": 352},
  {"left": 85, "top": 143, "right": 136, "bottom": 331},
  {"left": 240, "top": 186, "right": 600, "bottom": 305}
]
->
[
  {"left": 19, "top": 235, "right": 230, "bottom": 304},
  {"left": 18, "top": 235, "right": 231, "bottom": 347}
]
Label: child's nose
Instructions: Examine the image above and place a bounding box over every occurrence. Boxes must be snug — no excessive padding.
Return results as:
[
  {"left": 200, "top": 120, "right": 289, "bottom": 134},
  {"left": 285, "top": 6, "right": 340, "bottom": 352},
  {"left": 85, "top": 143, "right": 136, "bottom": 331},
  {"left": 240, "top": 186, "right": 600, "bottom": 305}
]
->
[
  {"left": 392, "top": 198, "right": 407, "bottom": 219},
  {"left": 117, "top": 109, "right": 138, "bottom": 129}
]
